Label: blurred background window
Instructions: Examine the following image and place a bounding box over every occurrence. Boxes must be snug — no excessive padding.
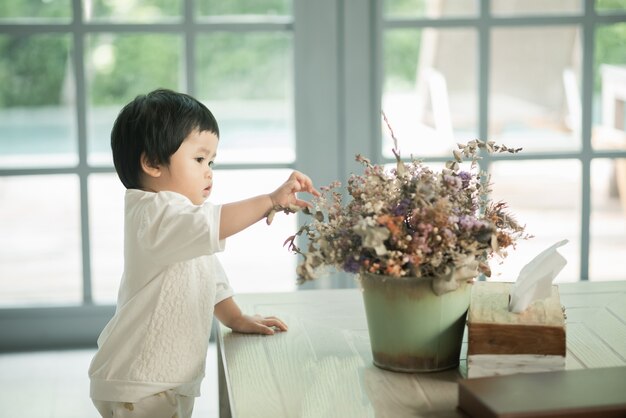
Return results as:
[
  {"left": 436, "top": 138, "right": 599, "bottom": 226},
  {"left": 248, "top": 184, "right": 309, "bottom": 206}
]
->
[
  {"left": 0, "top": 0, "right": 625, "bottom": 343},
  {"left": 86, "top": 32, "right": 183, "bottom": 166},
  {"left": 382, "top": 0, "right": 626, "bottom": 284},
  {"left": 197, "top": 0, "right": 291, "bottom": 17},
  {"left": 0, "top": 34, "right": 76, "bottom": 168},
  {"left": 83, "top": 0, "right": 182, "bottom": 22},
  {"left": 0, "top": 0, "right": 72, "bottom": 21},
  {"left": 195, "top": 31, "right": 294, "bottom": 164},
  {"left": 0, "top": 0, "right": 296, "bottom": 309}
]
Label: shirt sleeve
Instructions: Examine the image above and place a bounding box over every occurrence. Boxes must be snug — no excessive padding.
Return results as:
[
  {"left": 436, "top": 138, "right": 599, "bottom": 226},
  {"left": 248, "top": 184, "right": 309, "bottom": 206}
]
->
[
  {"left": 213, "top": 257, "right": 234, "bottom": 305},
  {"left": 134, "top": 191, "right": 226, "bottom": 266}
]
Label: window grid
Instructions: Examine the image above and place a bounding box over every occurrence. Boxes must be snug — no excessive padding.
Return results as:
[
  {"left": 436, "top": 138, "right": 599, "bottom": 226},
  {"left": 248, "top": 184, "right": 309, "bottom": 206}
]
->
[
  {"left": 1, "top": 0, "right": 625, "bottom": 307},
  {"left": 379, "top": 0, "right": 626, "bottom": 281},
  {"left": 0, "top": 0, "right": 625, "bottom": 350},
  {"left": 0, "top": 0, "right": 295, "bottom": 306}
]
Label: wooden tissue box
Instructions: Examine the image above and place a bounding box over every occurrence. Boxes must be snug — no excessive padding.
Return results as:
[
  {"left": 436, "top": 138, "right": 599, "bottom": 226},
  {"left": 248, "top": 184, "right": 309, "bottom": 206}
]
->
[{"left": 466, "top": 281, "right": 566, "bottom": 378}]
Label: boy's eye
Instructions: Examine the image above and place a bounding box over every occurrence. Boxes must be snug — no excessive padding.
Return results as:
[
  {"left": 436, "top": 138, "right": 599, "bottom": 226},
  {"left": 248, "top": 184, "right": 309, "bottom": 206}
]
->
[
  {"left": 208, "top": 161, "right": 215, "bottom": 168},
  {"left": 195, "top": 157, "right": 205, "bottom": 163}
]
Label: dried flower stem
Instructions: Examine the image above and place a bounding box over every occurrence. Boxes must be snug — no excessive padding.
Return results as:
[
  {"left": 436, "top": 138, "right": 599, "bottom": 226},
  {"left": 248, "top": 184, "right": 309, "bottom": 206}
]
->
[{"left": 266, "top": 204, "right": 301, "bottom": 225}]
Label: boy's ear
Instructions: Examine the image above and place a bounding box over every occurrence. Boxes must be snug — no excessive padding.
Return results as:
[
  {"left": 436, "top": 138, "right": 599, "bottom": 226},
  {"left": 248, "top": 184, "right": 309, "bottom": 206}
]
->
[{"left": 140, "top": 152, "right": 162, "bottom": 178}]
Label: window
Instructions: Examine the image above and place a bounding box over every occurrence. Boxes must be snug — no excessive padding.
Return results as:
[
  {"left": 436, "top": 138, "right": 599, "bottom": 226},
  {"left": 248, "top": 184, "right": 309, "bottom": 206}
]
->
[
  {"left": 1, "top": 0, "right": 625, "bottom": 349},
  {"left": 380, "top": 0, "right": 626, "bottom": 283},
  {"left": 0, "top": 0, "right": 296, "bottom": 310}
]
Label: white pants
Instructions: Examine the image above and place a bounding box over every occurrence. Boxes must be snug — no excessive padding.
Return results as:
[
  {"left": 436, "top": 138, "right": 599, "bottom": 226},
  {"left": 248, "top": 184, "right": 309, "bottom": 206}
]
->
[{"left": 93, "top": 390, "right": 195, "bottom": 418}]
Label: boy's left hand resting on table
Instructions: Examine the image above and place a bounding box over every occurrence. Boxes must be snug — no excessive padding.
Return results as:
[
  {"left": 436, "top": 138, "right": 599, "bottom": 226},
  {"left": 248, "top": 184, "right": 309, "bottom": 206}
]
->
[
  {"left": 214, "top": 296, "right": 288, "bottom": 336},
  {"left": 228, "top": 314, "right": 288, "bottom": 335}
]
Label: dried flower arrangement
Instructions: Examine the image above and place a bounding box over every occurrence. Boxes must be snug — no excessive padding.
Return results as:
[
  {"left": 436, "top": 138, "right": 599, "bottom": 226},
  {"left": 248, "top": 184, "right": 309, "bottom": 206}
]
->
[{"left": 285, "top": 120, "right": 531, "bottom": 295}]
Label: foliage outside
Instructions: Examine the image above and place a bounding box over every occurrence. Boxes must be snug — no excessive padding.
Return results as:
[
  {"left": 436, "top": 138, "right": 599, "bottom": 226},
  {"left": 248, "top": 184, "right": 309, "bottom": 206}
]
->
[
  {"left": 0, "top": 0, "right": 290, "bottom": 108},
  {"left": 0, "top": 0, "right": 624, "bottom": 108}
]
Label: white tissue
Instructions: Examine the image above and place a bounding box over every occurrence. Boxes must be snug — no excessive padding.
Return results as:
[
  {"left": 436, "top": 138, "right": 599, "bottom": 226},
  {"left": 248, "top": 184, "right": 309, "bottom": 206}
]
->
[{"left": 508, "top": 240, "right": 568, "bottom": 313}]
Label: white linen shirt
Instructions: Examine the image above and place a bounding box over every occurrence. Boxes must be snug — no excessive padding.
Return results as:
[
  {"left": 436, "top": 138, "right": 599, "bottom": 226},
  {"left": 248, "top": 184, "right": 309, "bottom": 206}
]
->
[{"left": 89, "top": 189, "right": 233, "bottom": 403}]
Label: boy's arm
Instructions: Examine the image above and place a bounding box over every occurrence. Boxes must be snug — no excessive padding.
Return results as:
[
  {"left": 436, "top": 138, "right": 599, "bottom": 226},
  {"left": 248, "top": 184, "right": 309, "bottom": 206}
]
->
[
  {"left": 214, "top": 297, "right": 288, "bottom": 335},
  {"left": 218, "top": 170, "right": 319, "bottom": 240},
  {"left": 218, "top": 194, "right": 274, "bottom": 240}
]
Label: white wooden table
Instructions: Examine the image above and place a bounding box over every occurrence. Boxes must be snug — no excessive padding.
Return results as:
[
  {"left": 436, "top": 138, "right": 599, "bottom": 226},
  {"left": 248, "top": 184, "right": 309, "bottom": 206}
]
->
[{"left": 216, "top": 281, "right": 626, "bottom": 418}]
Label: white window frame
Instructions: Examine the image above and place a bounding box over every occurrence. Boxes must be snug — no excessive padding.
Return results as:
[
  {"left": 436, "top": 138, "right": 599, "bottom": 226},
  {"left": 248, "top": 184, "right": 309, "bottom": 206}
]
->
[{"left": 1, "top": 0, "right": 626, "bottom": 350}]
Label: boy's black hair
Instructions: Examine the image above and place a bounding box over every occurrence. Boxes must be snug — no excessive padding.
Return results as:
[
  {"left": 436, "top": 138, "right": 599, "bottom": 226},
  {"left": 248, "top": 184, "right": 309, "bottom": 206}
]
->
[{"left": 111, "top": 88, "right": 220, "bottom": 189}]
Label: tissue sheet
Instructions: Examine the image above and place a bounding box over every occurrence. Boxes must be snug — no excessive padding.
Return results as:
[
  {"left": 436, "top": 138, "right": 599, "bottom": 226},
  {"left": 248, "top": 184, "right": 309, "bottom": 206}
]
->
[{"left": 508, "top": 240, "right": 568, "bottom": 313}]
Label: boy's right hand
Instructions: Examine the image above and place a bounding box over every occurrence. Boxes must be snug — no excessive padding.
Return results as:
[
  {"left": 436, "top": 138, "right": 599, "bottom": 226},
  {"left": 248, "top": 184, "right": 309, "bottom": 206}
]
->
[{"left": 269, "top": 171, "right": 320, "bottom": 210}]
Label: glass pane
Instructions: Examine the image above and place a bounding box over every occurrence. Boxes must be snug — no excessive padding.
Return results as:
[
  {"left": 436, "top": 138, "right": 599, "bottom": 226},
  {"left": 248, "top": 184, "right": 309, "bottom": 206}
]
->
[
  {"left": 593, "top": 23, "right": 626, "bottom": 151},
  {"left": 0, "top": 34, "right": 77, "bottom": 168},
  {"left": 596, "top": 0, "right": 626, "bottom": 13},
  {"left": 0, "top": 175, "right": 82, "bottom": 307},
  {"left": 89, "top": 174, "right": 125, "bottom": 304},
  {"left": 83, "top": 0, "right": 181, "bottom": 22},
  {"left": 590, "top": 159, "right": 626, "bottom": 281},
  {"left": 196, "top": 32, "right": 294, "bottom": 163},
  {"left": 0, "top": 0, "right": 71, "bottom": 20},
  {"left": 382, "top": 28, "right": 478, "bottom": 158},
  {"left": 384, "top": 0, "right": 477, "bottom": 18},
  {"left": 197, "top": 0, "right": 291, "bottom": 16},
  {"left": 86, "top": 33, "right": 183, "bottom": 166},
  {"left": 209, "top": 169, "right": 298, "bottom": 293},
  {"left": 490, "top": 26, "right": 581, "bottom": 152},
  {"left": 487, "top": 160, "right": 581, "bottom": 283},
  {"left": 492, "top": 0, "right": 581, "bottom": 16}
]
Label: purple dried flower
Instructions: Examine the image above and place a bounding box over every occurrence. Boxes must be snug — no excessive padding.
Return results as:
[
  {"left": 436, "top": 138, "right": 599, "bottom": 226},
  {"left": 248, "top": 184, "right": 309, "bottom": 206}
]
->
[
  {"left": 459, "top": 171, "right": 472, "bottom": 188},
  {"left": 443, "top": 174, "right": 462, "bottom": 190},
  {"left": 458, "top": 215, "right": 485, "bottom": 230},
  {"left": 343, "top": 257, "right": 361, "bottom": 273},
  {"left": 392, "top": 198, "right": 411, "bottom": 216}
]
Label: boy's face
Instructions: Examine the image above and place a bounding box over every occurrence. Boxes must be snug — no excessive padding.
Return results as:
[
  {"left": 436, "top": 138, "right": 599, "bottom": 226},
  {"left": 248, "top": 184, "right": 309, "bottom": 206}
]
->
[{"left": 156, "top": 129, "right": 219, "bottom": 205}]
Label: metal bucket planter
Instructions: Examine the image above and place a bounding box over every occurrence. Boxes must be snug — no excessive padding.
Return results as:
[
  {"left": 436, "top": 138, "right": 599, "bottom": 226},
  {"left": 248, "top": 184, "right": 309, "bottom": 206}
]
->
[{"left": 359, "top": 272, "right": 471, "bottom": 373}]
